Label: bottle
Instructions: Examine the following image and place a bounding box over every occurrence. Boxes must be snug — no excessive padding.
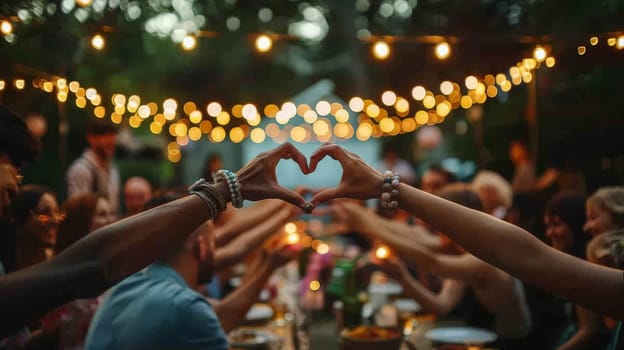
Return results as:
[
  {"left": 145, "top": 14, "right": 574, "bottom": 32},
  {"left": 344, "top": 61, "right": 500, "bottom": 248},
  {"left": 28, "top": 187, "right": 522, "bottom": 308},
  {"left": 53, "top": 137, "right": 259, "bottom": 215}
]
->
[{"left": 341, "top": 263, "right": 363, "bottom": 328}]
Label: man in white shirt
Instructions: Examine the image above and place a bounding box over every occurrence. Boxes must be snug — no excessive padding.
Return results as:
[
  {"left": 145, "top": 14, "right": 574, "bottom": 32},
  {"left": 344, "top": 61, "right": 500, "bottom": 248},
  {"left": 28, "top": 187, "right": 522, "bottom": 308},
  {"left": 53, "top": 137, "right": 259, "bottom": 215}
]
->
[{"left": 66, "top": 119, "right": 120, "bottom": 214}]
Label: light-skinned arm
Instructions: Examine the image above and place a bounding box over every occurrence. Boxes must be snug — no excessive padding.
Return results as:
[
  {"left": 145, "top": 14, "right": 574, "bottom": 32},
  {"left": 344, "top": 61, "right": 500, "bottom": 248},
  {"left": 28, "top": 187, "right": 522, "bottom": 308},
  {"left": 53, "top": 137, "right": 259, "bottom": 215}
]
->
[
  {"left": 215, "top": 199, "right": 286, "bottom": 247},
  {"left": 309, "top": 143, "right": 624, "bottom": 320},
  {"left": 212, "top": 240, "right": 300, "bottom": 332},
  {"left": 215, "top": 203, "right": 295, "bottom": 270}
]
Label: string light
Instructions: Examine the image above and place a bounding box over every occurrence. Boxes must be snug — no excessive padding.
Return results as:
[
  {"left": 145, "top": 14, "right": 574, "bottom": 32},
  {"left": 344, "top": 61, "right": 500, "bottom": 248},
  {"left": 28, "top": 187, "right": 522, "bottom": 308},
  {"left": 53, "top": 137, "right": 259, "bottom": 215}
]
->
[
  {"left": 91, "top": 34, "right": 105, "bottom": 50},
  {"left": 440, "top": 81, "right": 453, "bottom": 95},
  {"left": 533, "top": 46, "right": 547, "bottom": 62},
  {"left": 372, "top": 40, "right": 391, "bottom": 60},
  {"left": 76, "top": 0, "right": 93, "bottom": 6},
  {"left": 617, "top": 36, "right": 624, "bottom": 50},
  {"left": 434, "top": 42, "right": 450, "bottom": 60},
  {"left": 181, "top": 35, "right": 197, "bottom": 51},
  {"left": 255, "top": 35, "right": 273, "bottom": 53},
  {"left": 4, "top": 30, "right": 620, "bottom": 161},
  {"left": 590, "top": 37, "right": 599, "bottom": 46},
  {"left": 1, "top": 21, "right": 13, "bottom": 35},
  {"left": 577, "top": 45, "right": 586, "bottom": 55}
]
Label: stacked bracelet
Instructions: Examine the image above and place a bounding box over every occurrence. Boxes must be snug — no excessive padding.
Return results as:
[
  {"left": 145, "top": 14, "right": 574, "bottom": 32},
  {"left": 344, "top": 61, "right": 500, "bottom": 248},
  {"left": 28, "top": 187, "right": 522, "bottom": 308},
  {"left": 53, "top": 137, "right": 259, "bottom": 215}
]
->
[
  {"left": 213, "top": 169, "right": 244, "bottom": 208},
  {"left": 188, "top": 178, "right": 228, "bottom": 218},
  {"left": 381, "top": 170, "right": 400, "bottom": 210}
]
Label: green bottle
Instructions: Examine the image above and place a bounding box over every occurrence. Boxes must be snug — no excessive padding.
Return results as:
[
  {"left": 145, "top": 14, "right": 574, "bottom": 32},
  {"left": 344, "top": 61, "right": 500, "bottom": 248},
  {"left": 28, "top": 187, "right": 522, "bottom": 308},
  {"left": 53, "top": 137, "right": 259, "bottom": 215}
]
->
[{"left": 341, "top": 263, "right": 363, "bottom": 328}]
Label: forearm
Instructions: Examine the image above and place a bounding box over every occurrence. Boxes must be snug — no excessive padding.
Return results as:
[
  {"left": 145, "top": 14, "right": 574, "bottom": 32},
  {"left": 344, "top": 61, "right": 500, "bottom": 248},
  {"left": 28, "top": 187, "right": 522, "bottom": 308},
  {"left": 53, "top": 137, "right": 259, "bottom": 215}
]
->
[
  {"left": 397, "top": 184, "right": 624, "bottom": 319},
  {"left": 0, "top": 255, "right": 101, "bottom": 336},
  {"left": 216, "top": 200, "right": 284, "bottom": 246},
  {"left": 397, "top": 269, "right": 451, "bottom": 316},
  {"left": 216, "top": 207, "right": 291, "bottom": 270},
  {"left": 213, "top": 264, "right": 273, "bottom": 332}
]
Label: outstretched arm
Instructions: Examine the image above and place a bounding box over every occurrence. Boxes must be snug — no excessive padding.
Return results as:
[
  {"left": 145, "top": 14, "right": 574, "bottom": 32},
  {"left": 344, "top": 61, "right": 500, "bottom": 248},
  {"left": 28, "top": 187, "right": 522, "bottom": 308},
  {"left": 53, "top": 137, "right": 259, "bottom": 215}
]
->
[
  {"left": 215, "top": 199, "right": 286, "bottom": 247},
  {"left": 0, "top": 143, "right": 310, "bottom": 336},
  {"left": 309, "top": 143, "right": 624, "bottom": 320},
  {"left": 213, "top": 239, "right": 300, "bottom": 332},
  {"left": 374, "top": 255, "right": 466, "bottom": 316},
  {"left": 215, "top": 203, "right": 295, "bottom": 270}
]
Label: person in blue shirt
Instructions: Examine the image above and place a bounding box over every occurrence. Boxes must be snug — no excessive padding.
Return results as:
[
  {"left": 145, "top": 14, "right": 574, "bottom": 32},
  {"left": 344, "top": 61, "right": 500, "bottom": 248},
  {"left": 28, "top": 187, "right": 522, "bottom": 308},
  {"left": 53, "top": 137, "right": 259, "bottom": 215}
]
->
[{"left": 85, "top": 193, "right": 300, "bottom": 349}]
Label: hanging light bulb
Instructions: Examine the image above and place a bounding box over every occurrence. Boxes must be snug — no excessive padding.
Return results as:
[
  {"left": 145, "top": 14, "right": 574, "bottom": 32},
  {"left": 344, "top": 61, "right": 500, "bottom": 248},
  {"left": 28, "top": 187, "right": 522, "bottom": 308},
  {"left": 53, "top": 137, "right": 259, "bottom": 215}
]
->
[
  {"left": 91, "top": 34, "right": 105, "bottom": 50},
  {"left": 0, "top": 20, "right": 12, "bottom": 35},
  {"left": 372, "top": 40, "right": 391, "bottom": 60},
  {"left": 434, "top": 42, "right": 450, "bottom": 60},
  {"left": 181, "top": 35, "right": 197, "bottom": 51},
  {"left": 533, "top": 46, "right": 547, "bottom": 62},
  {"left": 255, "top": 35, "right": 273, "bottom": 53}
]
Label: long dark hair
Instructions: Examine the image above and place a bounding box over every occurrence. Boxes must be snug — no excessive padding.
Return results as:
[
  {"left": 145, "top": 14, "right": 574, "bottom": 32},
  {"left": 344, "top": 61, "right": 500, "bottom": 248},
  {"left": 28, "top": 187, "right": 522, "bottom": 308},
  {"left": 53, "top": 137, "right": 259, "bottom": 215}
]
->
[
  {"left": 12, "top": 185, "right": 53, "bottom": 226},
  {"left": 545, "top": 191, "right": 589, "bottom": 259},
  {"left": 56, "top": 193, "right": 101, "bottom": 253}
]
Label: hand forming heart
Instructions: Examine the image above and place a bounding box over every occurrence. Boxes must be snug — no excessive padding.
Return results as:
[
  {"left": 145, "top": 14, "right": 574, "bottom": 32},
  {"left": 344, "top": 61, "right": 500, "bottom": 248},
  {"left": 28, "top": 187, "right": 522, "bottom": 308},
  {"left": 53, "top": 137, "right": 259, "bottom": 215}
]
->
[{"left": 236, "top": 142, "right": 385, "bottom": 212}]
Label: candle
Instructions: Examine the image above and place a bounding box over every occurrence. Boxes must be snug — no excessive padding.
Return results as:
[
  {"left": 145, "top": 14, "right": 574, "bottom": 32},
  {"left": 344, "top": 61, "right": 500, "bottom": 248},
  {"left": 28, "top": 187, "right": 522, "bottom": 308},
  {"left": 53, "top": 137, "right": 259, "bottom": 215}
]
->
[
  {"left": 375, "top": 246, "right": 390, "bottom": 259},
  {"left": 286, "top": 232, "right": 300, "bottom": 245}
]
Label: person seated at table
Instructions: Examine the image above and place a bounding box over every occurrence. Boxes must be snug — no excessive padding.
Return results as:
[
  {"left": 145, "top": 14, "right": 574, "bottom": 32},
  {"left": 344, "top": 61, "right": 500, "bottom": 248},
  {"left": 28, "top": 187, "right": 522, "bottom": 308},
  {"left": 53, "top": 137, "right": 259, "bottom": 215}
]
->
[
  {"left": 337, "top": 187, "right": 531, "bottom": 339},
  {"left": 584, "top": 187, "right": 624, "bottom": 269},
  {"left": 306, "top": 143, "right": 624, "bottom": 348},
  {"left": 13, "top": 185, "right": 61, "bottom": 270},
  {"left": 49, "top": 193, "right": 116, "bottom": 349},
  {"left": 544, "top": 191, "right": 611, "bottom": 350},
  {"left": 84, "top": 193, "right": 300, "bottom": 350},
  {"left": 123, "top": 176, "right": 152, "bottom": 217}
]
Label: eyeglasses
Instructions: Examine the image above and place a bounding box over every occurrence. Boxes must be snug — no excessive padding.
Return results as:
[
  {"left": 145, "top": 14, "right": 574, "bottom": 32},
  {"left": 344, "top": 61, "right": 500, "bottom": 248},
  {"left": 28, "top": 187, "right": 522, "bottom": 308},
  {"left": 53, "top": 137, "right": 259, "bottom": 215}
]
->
[{"left": 31, "top": 210, "right": 66, "bottom": 223}]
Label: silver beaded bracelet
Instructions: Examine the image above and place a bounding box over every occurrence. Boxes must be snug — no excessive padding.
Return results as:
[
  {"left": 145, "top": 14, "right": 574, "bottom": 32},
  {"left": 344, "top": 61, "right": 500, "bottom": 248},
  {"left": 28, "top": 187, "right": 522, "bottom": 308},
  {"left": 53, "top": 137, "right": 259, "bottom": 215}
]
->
[
  {"left": 381, "top": 170, "right": 400, "bottom": 210},
  {"left": 213, "top": 170, "right": 244, "bottom": 208}
]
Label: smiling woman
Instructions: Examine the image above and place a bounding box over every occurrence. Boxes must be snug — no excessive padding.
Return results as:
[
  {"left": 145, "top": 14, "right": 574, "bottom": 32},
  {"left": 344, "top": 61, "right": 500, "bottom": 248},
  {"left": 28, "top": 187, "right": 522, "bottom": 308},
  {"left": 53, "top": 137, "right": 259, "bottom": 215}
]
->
[{"left": 12, "top": 185, "right": 60, "bottom": 270}]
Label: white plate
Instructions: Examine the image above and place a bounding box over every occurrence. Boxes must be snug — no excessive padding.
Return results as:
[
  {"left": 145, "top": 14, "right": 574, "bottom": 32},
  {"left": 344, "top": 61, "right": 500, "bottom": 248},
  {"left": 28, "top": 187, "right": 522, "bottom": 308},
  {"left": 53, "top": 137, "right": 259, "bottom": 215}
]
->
[
  {"left": 393, "top": 299, "right": 421, "bottom": 313},
  {"left": 425, "top": 327, "right": 497, "bottom": 344},
  {"left": 367, "top": 282, "right": 403, "bottom": 295},
  {"left": 244, "top": 303, "right": 274, "bottom": 321}
]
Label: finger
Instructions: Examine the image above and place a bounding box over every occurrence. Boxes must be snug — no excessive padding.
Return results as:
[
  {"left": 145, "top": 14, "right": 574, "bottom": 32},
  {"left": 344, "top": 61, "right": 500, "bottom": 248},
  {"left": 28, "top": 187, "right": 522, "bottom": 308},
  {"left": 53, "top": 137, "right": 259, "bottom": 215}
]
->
[
  {"left": 309, "top": 144, "right": 347, "bottom": 172},
  {"left": 310, "top": 186, "right": 342, "bottom": 206},
  {"left": 278, "top": 143, "right": 310, "bottom": 174},
  {"left": 273, "top": 186, "right": 307, "bottom": 210}
]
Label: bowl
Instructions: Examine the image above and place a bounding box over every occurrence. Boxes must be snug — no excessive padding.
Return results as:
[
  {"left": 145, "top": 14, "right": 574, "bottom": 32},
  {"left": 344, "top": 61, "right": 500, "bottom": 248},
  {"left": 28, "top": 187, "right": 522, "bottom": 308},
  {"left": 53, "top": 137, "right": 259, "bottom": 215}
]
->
[{"left": 339, "top": 326, "right": 403, "bottom": 350}]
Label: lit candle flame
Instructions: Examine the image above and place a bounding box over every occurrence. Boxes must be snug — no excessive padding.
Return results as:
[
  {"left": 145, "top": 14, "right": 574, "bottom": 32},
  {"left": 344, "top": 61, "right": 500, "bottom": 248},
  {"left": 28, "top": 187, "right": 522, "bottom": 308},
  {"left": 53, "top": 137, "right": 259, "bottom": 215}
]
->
[
  {"left": 286, "top": 232, "right": 299, "bottom": 245},
  {"left": 375, "top": 246, "right": 389, "bottom": 259}
]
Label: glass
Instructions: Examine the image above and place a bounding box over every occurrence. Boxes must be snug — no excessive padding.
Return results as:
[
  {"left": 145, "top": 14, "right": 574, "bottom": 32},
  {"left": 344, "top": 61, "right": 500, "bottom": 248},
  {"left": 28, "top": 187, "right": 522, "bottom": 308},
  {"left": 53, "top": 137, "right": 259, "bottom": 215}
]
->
[{"left": 32, "top": 209, "right": 66, "bottom": 223}]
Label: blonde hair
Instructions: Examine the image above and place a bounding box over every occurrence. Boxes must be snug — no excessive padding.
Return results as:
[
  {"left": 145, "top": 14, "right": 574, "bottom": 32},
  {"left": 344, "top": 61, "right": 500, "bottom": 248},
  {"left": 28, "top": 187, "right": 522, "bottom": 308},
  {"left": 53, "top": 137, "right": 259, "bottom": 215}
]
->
[
  {"left": 587, "top": 187, "right": 624, "bottom": 228},
  {"left": 471, "top": 170, "right": 513, "bottom": 209}
]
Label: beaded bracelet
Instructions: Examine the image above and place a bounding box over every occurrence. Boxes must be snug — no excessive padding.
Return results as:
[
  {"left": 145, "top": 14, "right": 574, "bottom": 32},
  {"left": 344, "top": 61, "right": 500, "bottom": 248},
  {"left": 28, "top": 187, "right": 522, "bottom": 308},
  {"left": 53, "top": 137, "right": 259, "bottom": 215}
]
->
[
  {"left": 213, "top": 169, "right": 244, "bottom": 208},
  {"left": 381, "top": 170, "right": 400, "bottom": 210},
  {"left": 188, "top": 178, "right": 227, "bottom": 217}
]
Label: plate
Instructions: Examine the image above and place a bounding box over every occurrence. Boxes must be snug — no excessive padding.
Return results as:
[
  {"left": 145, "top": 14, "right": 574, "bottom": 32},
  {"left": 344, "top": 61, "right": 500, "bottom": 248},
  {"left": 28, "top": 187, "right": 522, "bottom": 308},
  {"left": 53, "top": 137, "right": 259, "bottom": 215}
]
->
[
  {"left": 229, "top": 329, "right": 278, "bottom": 349},
  {"left": 244, "top": 303, "right": 274, "bottom": 322},
  {"left": 425, "top": 327, "right": 497, "bottom": 344},
  {"left": 393, "top": 299, "right": 420, "bottom": 313},
  {"left": 367, "top": 282, "right": 403, "bottom": 295}
]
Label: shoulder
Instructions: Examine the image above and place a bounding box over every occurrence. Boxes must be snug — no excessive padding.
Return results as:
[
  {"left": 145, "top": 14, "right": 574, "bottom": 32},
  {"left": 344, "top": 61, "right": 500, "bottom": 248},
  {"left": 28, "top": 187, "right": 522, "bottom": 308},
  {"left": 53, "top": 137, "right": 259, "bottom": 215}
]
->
[
  {"left": 172, "top": 292, "right": 228, "bottom": 349},
  {"left": 67, "top": 155, "right": 91, "bottom": 176}
]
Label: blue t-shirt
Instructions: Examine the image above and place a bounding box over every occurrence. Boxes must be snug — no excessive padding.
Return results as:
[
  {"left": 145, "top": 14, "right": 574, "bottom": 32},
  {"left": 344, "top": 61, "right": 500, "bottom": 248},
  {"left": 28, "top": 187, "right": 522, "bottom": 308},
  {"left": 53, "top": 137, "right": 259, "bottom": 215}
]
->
[{"left": 85, "top": 263, "right": 228, "bottom": 350}]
